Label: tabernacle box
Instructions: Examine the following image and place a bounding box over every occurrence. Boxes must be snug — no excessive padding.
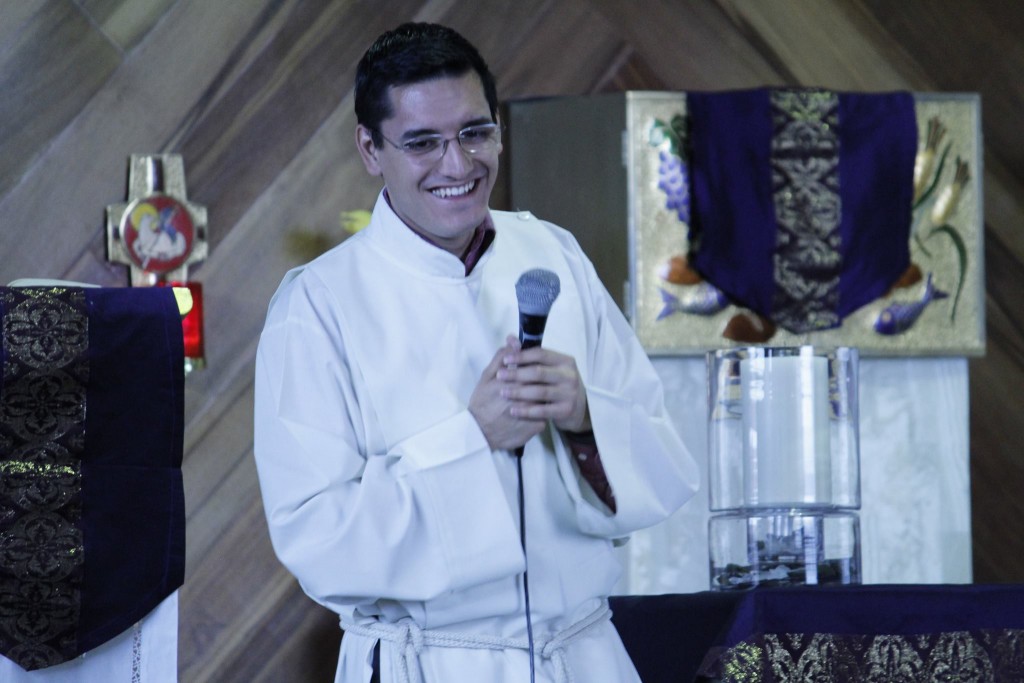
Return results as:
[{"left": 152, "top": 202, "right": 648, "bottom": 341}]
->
[{"left": 506, "top": 91, "right": 983, "bottom": 356}]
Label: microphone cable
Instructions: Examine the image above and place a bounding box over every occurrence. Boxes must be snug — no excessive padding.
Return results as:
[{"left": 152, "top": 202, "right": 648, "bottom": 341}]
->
[{"left": 514, "top": 446, "right": 536, "bottom": 683}]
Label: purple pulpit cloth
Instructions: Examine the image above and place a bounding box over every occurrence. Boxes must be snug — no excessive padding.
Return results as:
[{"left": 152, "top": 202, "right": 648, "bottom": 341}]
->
[{"left": 688, "top": 88, "right": 917, "bottom": 333}]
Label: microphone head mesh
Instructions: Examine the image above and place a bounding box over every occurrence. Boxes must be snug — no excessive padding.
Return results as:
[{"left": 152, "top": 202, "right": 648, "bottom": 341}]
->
[{"left": 515, "top": 269, "right": 561, "bottom": 315}]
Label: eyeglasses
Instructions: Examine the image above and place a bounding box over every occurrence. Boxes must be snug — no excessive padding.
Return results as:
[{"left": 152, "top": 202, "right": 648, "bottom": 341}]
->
[{"left": 374, "top": 123, "right": 501, "bottom": 163}]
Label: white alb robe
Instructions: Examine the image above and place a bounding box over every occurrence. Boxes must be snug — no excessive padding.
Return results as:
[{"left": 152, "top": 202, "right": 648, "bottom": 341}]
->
[{"left": 254, "top": 192, "right": 699, "bottom": 682}]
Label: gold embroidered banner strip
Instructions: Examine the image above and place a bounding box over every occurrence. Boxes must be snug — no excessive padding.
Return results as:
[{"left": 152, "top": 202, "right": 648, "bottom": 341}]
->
[
  {"left": 0, "top": 287, "right": 86, "bottom": 670},
  {"left": 769, "top": 89, "right": 843, "bottom": 333}
]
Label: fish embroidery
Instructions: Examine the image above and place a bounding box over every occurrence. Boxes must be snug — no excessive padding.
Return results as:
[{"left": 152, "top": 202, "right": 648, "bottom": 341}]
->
[
  {"left": 873, "top": 274, "right": 949, "bottom": 335},
  {"left": 657, "top": 283, "right": 729, "bottom": 320}
]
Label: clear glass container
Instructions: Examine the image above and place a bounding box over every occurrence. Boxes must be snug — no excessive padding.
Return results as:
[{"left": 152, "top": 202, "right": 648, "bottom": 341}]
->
[
  {"left": 707, "top": 346, "right": 860, "bottom": 511},
  {"left": 709, "top": 511, "right": 861, "bottom": 590}
]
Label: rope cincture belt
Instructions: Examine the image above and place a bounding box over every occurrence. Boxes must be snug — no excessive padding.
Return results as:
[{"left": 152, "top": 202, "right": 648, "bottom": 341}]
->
[{"left": 341, "top": 600, "right": 612, "bottom": 683}]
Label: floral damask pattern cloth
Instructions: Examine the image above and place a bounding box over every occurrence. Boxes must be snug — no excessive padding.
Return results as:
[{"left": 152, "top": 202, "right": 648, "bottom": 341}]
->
[
  {"left": 769, "top": 90, "right": 842, "bottom": 334},
  {"left": 0, "top": 287, "right": 87, "bottom": 670},
  {"left": 703, "top": 629, "right": 1024, "bottom": 682}
]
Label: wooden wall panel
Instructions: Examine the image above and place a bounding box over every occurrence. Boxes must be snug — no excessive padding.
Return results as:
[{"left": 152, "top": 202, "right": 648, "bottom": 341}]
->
[
  {"left": 179, "top": 0, "right": 424, "bottom": 244},
  {"left": 79, "top": 0, "right": 176, "bottom": 51},
  {"left": 587, "top": 0, "right": 782, "bottom": 88},
  {"left": 1, "top": 1, "right": 1022, "bottom": 680},
  {"left": 0, "top": 0, "right": 284, "bottom": 283},
  {"left": 861, "top": 0, "right": 1024, "bottom": 184},
  {"left": 0, "top": 1, "right": 47, "bottom": 46},
  {"left": 0, "top": 1, "right": 120, "bottom": 198},
  {"left": 970, "top": 234, "right": 1024, "bottom": 580},
  {"left": 717, "top": 1, "right": 910, "bottom": 89},
  {"left": 483, "top": 3, "right": 626, "bottom": 96}
]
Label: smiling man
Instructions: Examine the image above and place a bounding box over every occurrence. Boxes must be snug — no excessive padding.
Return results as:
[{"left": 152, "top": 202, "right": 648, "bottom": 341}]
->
[
  {"left": 355, "top": 69, "right": 499, "bottom": 256},
  {"left": 254, "top": 23, "right": 699, "bottom": 683}
]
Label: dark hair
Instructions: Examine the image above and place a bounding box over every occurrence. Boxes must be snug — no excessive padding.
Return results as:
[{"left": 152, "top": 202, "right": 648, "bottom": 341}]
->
[{"left": 355, "top": 23, "right": 498, "bottom": 146}]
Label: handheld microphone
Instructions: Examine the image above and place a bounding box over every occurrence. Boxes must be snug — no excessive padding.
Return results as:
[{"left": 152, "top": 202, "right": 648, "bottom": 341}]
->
[
  {"left": 515, "top": 269, "right": 560, "bottom": 349},
  {"left": 510, "top": 268, "right": 559, "bottom": 456}
]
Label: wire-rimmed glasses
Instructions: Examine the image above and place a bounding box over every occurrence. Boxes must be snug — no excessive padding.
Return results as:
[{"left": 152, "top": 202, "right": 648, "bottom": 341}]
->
[{"left": 374, "top": 122, "right": 501, "bottom": 163}]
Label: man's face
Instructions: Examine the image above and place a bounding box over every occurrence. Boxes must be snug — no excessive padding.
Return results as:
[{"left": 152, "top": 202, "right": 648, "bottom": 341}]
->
[{"left": 356, "top": 71, "right": 501, "bottom": 256}]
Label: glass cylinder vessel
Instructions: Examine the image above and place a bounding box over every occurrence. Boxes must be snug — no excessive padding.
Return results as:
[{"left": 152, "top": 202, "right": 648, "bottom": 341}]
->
[{"left": 707, "top": 346, "right": 860, "bottom": 512}]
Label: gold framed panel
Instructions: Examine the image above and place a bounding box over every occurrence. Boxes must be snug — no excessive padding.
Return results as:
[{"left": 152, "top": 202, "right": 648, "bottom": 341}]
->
[{"left": 628, "top": 92, "right": 984, "bottom": 356}]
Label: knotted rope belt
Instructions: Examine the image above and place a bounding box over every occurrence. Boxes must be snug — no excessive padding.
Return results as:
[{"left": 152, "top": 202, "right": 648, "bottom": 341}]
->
[{"left": 341, "top": 600, "right": 611, "bottom": 683}]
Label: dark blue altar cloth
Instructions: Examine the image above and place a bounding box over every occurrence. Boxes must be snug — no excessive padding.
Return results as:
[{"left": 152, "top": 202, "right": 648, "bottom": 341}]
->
[
  {"left": 0, "top": 286, "right": 185, "bottom": 671},
  {"left": 610, "top": 584, "right": 1024, "bottom": 683},
  {"left": 718, "top": 583, "right": 1024, "bottom": 641}
]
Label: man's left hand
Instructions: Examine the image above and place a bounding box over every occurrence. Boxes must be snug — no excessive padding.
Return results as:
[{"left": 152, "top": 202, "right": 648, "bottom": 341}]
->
[{"left": 496, "top": 335, "right": 591, "bottom": 434}]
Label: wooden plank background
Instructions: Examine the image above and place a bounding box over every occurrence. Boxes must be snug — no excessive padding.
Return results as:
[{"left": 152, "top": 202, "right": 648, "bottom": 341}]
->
[{"left": 1, "top": 1, "right": 1022, "bottom": 680}]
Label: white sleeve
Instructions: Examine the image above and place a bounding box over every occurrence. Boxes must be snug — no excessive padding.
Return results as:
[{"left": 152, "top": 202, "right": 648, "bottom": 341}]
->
[
  {"left": 555, "top": 239, "right": 701, "bottom": 537},
  {"left": 253, "top": 272, "right": 523, "bottom": 614}
]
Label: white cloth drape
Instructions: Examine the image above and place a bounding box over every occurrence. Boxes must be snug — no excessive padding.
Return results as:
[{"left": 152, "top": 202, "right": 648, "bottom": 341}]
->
[{"left": 0, "top": 592, "right": 178, "bottom": 683}]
